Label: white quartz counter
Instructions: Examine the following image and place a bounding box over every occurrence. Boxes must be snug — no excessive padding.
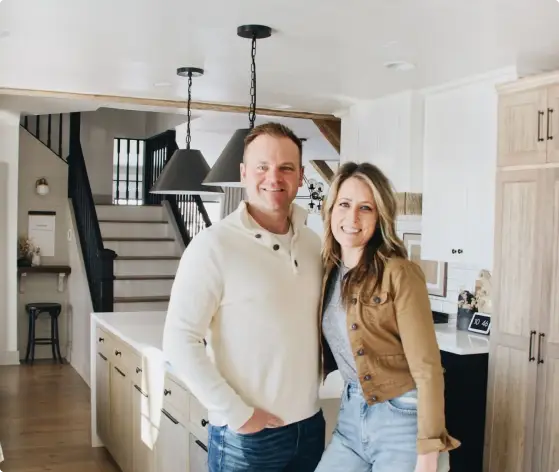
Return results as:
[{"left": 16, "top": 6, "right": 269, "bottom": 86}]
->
[{"left": 92, "top": 311, "right": 489, "bottom": 405}]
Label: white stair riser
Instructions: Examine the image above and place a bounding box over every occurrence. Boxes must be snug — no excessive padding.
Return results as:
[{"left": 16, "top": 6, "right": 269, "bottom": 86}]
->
[
  {"left": 104, "top": 240, "right": 179, "bottom": 258},
  {"left": 114, "top": 301, "right": 169, "bottom": 312},
  {"left": 100, "top": 222, "right": 170, "bottom": 239},
  {"left": 114, "top": 259, "right": 179, "bottom": 277},
  {"left": 96, "top": 205, "right": 165, "bottom": 222},
  {"left": 114, "top": 279, "right": 175, "bottom": 298}
]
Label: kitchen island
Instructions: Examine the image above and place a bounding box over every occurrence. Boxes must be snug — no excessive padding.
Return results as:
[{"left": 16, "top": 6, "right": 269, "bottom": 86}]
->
[{"left": 90, "top": 311, "right": 489, "bottom": 472}]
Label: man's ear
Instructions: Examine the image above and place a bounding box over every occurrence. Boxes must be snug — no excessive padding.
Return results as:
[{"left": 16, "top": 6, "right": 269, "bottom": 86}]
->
[
  {"left": 240, "top": 162, "right": 246, "bottom": 184},
  {"left": 298, "top": 165, "right": 305, "bottom": 187}
]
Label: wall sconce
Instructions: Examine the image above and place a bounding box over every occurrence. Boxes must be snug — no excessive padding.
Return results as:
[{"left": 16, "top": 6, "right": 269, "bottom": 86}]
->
[{"left": 35, "top": 178, "right": 49, "bottom": 196}]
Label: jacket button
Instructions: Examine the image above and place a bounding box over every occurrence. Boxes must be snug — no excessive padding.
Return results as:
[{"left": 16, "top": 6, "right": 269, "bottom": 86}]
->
[
  {"left": 351, "top": 298, "right": 357, "bottom": 305},
  {"left": 364, "top": 374, "right": 371, "bottom": 381},
  {"left": 351, "top": 323, "right": 358, "bottom": 330},
  {"left": 371, "top": 395, "right": 378, "bottom": 401},
  {"left": 255, "top": 233, "right": 262, "bottom": 239},
  {"left": 273, "top": 244, "right": 280, "bottom": 251},
  {"left": 357, "top": 349, "right": 364, "bottom": 356},
  {"left": 373, "top": 296, "right": 381, "bottom": 303}
]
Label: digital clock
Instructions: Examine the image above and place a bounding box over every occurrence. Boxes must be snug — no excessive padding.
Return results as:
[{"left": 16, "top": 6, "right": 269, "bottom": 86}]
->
[{"left": 468, "top": 312, "right": 491, "bottom": 335}]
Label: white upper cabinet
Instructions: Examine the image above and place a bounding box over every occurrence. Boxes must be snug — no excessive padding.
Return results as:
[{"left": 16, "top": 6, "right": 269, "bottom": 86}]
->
[
  {"left": 340, "top": 90, "right": 424, "bottom": 193},
  {"left": 420, "top": 72, "right": 514, "bottom": 269}
]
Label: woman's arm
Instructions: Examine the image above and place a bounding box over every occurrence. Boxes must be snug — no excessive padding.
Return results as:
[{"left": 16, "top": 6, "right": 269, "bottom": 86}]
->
[{"left": 392, "top": 260, "right": 460, "bottom": 455}]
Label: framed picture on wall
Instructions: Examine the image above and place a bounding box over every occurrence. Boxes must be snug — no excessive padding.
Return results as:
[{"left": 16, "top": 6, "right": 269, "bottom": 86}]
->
[{"left": 403, "top": 232, "right": 447, "bottom": 297}]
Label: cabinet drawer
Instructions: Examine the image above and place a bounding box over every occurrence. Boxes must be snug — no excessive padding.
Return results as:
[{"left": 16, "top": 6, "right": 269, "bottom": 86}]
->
[
  {"left": 109, "top": 337, "right": 134, "bottom": 374},
  {"left": 189, "top": 394, "right": 210, "bottom": 442},
  {"left": 163, "top": 375, "right": 189, "bottom": 421}
]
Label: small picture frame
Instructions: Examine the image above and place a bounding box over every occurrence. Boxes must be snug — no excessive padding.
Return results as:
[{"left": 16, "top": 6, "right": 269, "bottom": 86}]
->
[{"left": 468, "top": 312, "right": 491, "bottom": 335}]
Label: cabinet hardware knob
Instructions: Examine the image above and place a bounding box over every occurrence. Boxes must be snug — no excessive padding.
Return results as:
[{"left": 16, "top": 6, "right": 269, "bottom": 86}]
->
[
  {"left": 136, "top": 367, "right": 142, "bottom": 374},
  {"left": 529, "top": 331, "right": 536, "bottom": 362},
  {"left": 451, "top": 249, "right": 457, "bottom": 254},
  {"left": 537, "top": 333, "right": 545, "bottom": 364},
  {"left": 457, "top": 249, "right": 463, "bottom": 254},
  {"left": 98, "top": 337, "right": 104, "bottom": 342},
  {"left": 201, "top": 419, "right": 209, "bottom": 427},
  {"left": 547, "top": 108, "right": 554, "bottom": 140},
  {"left": 114, "top": 350, "right": 121, "bottom": 356},
  {"left": 164, "top": 388, "right": 171, "bottom": 396},
  {"left": 538, "top": 110, "right": 545, "bottom": 141}
]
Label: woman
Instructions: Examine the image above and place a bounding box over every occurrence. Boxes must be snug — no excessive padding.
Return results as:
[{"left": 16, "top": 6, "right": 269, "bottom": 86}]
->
[{"left": 316, "top": 162, "right": 459, "bottom": 472}]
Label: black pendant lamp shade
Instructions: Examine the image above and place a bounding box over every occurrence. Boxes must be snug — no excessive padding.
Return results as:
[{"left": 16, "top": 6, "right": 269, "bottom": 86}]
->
[
  {"left": 150, "top": 67, "right": 223, "bottom": 195},
  {"left": 203, "top": 25, "right": 272, "bottom": 188}
]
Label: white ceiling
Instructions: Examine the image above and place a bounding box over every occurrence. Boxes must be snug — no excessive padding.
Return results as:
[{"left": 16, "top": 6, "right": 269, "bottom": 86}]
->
[{"left": 2, "top": 0, "right": 559, "bottom": 114}]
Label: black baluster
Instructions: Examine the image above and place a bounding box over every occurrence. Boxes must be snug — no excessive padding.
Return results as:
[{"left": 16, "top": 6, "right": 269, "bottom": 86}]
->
[
  {"left": 116, "top": 139, "right": 121, "bottom": 203},
  {"left": 125, "top": 139, "right": 131, "bottom": 202},
  {"left": 47, "top": 114, "right": 52, "bottom": 149},
  {"left": 58, "top": 114, "right": 63, "bottom": 157}
]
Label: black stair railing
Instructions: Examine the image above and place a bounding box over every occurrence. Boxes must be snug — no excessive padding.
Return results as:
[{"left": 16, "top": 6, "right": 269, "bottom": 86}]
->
[
  {"left": 67, "top": 112, "right": 116, "bottom": 312},
  {"left": 144, "top": 130, "right": 212, "bottom": 246},
  {"left": 21, "top": 113, "right": 68, "bottom": 162}
]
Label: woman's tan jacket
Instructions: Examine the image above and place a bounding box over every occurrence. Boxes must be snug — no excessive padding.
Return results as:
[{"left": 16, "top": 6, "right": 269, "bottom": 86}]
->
[{"left": 319, "top": 257, "right": 460, "bottom": 455}]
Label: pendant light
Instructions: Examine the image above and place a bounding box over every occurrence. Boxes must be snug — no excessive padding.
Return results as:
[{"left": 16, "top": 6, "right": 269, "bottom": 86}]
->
[
  {"left": 203, "top": 25, "right": 272, "bottom": 187},
  {"left": 150, "top": 67, "right": 223, "bottom": 195}
]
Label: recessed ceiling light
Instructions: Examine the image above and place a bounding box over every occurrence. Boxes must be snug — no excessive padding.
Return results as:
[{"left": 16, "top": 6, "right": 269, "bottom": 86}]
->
[
  {"left": 154, "top": 81, "right": 172, "bottom": 87},
  {"left": 384, "top": 61, "right": 415, "bottom": 71}
]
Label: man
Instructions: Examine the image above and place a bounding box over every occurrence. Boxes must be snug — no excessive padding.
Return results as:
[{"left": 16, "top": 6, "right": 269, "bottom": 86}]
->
[{"left": 162, "top": 122, "right": 325, "bottom": 471}]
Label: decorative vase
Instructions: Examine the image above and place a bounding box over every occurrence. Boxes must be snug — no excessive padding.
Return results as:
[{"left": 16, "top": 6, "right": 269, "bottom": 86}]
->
[
  {"left": 457, "top": 308, "right": 476, "bottom": 331},
  {"left": 17, "top": 257, "right": 32, "bottom": 267},
  {"left": 31, "top": 251, "right": 41, "bottom": 267}
]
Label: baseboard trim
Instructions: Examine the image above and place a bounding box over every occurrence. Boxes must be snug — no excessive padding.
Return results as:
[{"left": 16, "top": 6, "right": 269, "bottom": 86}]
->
[{"left": 0, "top": 350, "right": 20, "bottom": 365}]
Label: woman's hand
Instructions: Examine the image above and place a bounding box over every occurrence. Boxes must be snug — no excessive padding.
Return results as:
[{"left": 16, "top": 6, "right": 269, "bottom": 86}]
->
[{"left": 414, "top": 451, "right": 439, "bottom": 472}]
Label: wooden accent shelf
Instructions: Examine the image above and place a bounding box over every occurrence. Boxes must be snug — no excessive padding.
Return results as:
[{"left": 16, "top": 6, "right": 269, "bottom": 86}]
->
[{"left": 17, "top": 265, "right": 71, "bottom": 293}]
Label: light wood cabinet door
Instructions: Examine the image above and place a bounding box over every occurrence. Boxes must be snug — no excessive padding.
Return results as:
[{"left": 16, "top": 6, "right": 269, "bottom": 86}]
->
[
  {"left": 132, "top": 385, "right": 155, "bottom": 472},
  {"left": 154, "top": 408, "right": 189, "bottom": 472},
  {"left": 484, "top": 169, "right": 545, "bottom": 472},
  {"left": 110, "top": 364, "right": 133, "bottom": 472},
  {"left": 96, "top": 351, "right": 111, "bottom": 448},
  {"left": 533, "top": 168, "right": 559, "bottom": 472},
  {"left": 498, "top": 89, "right": 548, "bottom": 167}
]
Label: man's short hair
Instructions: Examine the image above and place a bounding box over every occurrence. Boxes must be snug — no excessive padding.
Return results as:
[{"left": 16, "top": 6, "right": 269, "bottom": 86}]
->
[{"left": 244, "top": 122, "right": 303, "bottom": 165}]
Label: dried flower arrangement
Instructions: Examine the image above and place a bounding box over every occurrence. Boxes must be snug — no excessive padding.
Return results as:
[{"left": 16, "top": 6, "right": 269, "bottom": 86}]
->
[
  {"left": 457, "top": 290, "right": 479, "bottom": 312},
  {"left": 17, "top": 236, "right": 37, "bottom": 266}
]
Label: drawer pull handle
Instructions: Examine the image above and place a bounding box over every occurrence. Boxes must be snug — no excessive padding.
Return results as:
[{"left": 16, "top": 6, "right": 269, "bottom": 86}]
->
[
  {"left": 164, "top": 388, "right": 171, "bottom": 396},
  {"left": 537, "top": 333, "right": 545, "bottom": 364},
  {"left": 136, "top": 367, "right": 142, "bottom": 374},
  {"left": 98, "top": 353, "right": 107, "bottom": 361},
  {"left": 529, "top": 331, "right": 536, "bottom": 362},
  {"left": 161, "top": 409, "right": 179, "bottom": 425},
  {"left": 114, "top": 366, "right": 125, "bottom": 377},
  {"left": 134, "top": 384, "right": 148, "bottom": 397},
  {"left": 201, "top": 419, "right": 209, "bottom": 427},
  {"left": 195, "top": 439, "right": 208, "bottom": 452}
]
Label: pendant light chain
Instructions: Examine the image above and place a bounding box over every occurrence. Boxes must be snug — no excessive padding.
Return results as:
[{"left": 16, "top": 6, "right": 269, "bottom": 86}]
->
[
  {"left": 248, "top": 33, "right": 257, "bottom": 129},
  {"left": 186, "top": 71, "right": 193, "bottom": 150}
]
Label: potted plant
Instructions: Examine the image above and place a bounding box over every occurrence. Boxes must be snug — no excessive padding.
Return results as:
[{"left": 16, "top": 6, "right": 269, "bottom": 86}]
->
[{"left": 17, "top": 236, "right": 35, "bottom": 267}]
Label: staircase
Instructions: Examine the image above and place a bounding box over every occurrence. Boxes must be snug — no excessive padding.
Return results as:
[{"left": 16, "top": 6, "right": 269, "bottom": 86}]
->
[
  {"left": 21, "top": 112, "right": 212, "bottom": 314},
  {"left": 97, "top": 204, "right": 181, "bottom": 311}
]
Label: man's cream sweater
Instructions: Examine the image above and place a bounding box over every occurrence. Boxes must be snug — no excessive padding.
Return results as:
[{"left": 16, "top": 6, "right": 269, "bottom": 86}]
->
[{"left": 162, "top": 202, "right": 323, "bottom": 430}]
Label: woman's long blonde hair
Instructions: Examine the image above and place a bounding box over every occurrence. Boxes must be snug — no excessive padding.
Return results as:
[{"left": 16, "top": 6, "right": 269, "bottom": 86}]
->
[{"left": 322, "top": 162, "right": 407, "bottom": 304}]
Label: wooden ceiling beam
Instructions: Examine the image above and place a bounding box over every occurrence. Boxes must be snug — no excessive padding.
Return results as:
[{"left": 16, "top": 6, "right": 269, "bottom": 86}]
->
[
  {"left": 309, "top": 160, "right": 334, "bottom": 184},
  {"left": 312, "top": 118, "right": 341, "bottom": 153},
  {"left": 0, "top": 87, "right": 340, "bottom": 121}
]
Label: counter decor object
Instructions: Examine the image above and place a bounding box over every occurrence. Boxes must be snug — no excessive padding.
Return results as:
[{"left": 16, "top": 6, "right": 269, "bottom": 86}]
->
[
  {"left": 457, "top": 290, "right": 477, "bottom": 331},
  {"left": 467, "top": 312, "right": 491, "bottom": 335}
]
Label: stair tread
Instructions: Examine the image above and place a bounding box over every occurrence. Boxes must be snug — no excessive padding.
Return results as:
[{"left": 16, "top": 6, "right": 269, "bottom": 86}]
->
[
  {"left": 115, "top": 256, "right": 180, "bottom": 260},
  {"left": 114, "top": 275, "right": 175, "bottom": 280},
  {"left": 114, "top": 295, "right": 170, "bottom": 303},
  {"left": 99, "top": 219, "right": 168, "bottom": 224},
  {"left": 104, "top": 237, "right": 175, "bottom": 242}
]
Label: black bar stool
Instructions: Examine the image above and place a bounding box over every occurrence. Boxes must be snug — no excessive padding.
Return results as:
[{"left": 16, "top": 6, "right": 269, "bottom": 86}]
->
[{"left": 24, "top": 302, "right": 63, "bottom": 364}]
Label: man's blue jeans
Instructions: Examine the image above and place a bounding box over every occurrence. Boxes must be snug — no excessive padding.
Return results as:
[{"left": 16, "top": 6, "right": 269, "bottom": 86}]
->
[{"left": 207, "top": 410, "right": 325, "bottom": 472}]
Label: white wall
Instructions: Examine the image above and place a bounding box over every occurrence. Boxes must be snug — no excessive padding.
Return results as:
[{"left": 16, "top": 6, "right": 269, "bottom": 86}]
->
[
  {"left": 0, "top": 110, "right": 20, "bottom": 365},
  {"left": 81, "top": 108, "right": 150, "bottom": 202}
]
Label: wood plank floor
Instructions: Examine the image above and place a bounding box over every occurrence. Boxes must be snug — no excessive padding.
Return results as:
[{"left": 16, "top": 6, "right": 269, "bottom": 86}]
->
[{"left": 0, "top": 363, "right": 119, "bottom": 472}]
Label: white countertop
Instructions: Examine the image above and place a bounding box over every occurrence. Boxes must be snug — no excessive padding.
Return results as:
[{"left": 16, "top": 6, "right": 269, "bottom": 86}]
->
[{"left": 92, "top": 312, "right": 489, "bottom": 405}]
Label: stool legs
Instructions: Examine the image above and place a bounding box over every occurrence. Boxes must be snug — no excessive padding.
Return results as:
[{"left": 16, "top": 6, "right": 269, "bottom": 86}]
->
[
  {"left": 52, "top": 311, "right": 63, "bottom": 364},
  {"left": 24, "top": 308, "right": 37, "bottom": 364},
  {"left": 24, "top": 308, "right": 63, "bottom": 364}
]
